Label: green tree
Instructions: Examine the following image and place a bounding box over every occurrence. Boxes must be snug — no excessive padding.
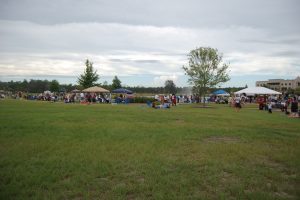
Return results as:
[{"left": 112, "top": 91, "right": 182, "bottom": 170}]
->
[
  {"left": 164, "top": 80, "right": 177, "bottom": 94},
  {"left": 294, "top": 87, "right": 300, "bottom": 95},
  {"left": 102, "top": 81, "right": 110, "bottom": 90},
  {"left": 21, "top": 79, "right": 29, "bottom": 92},
  {"left": 103, "top": 81, "right": 108, "bottom": 86},
  {"left": 183, "top": 47, "right": 230, "bottom": 106},
  {"left": 111, "top": 76, "right": 121, "bottom": 90},
  {"left": 50, "top": 80, "right": 60, "bottom": 92},
  {"left": 28, "top": 79, "right": 49, "bottom": 93},
  {"left": 286, "top": 88, "right": 295, "bottom": 95},
  {"left": 77, "top": 59, "right": 99, "bottom": 88}
]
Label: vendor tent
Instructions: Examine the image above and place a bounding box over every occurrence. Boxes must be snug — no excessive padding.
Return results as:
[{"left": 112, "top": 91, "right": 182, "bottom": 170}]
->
[
  {"left": 83, "top": 86, "right": 109, "bottom": 93},
  {"left": 112, "top": 88, "right": 133, "bottom": 94},
  {"left": 44, "top": 90, "right": 52, "bottom": 94},
  {"left": 71, "top": 89, "right": 81, "bottom": 93},
  {"left": 213, "top": 89, "right": 230, "bottom": 96},
  {"left": 234, "top": 87, "right": 281, "bottom": 96}
]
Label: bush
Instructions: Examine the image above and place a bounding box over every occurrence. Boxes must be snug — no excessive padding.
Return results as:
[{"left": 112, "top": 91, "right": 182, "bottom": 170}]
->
[{"left": 132, "top": 97, "right": 155, "bottom": 103}]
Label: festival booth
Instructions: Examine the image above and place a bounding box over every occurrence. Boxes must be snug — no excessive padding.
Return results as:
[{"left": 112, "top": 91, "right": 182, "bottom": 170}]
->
[
  {"left": 234, "top": 87, "right": 281, "bottom": 96},
  {"left": 212, "top": 89, "right": 230, "bottom": 104},
  {"left": 70, "top": 89, "right": 81, "bottom": 103},
  {"left": 111, "top": 88, "right": 134, "bottom": 104},
  {"left": 83, "top": 86, "right": 109, "bottom": 93},
  {"left": 71, "top": 89, "right": 81, "bottom": 93},
  {"left": 213, "top": 89, "right": 230, "bottom": 96},
  {"left": 234, "top": 87, "right": 282, "bottom": 110},
  {"left": 82, "top": 86, "right": 110, "bottom": 103}
]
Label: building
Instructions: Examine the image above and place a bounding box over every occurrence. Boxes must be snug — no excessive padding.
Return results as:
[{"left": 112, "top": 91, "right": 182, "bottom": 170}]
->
[{"left": 256, "top": 76, "right": 300, "bottom": 92}]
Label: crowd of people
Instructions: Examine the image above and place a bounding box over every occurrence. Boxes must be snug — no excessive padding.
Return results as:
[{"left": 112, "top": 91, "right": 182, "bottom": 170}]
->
[
  {"left": 77, "top": 93, "right": 110, "bottom": 104},
  {"left": 227, "top": 94, "right": 299, "bottom": 117},
  {"left": 2, "top": 90, "right": 299, "bottom": 117},
  {"left": 6, "top": 91, "right": 111, "bottom": 104}
]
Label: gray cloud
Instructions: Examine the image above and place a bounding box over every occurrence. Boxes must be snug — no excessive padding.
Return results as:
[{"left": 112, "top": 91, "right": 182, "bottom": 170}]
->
[
  {"left": 133, "top": 60, "right": 161, "bottom": 64},
  {"left": 1, "top": 0, "right": 299, "bottom": 33},
  {"left": 0, "top": 0, "right": 299, "bottom": 86},
  {"left": 268, "top": 50, "right": 300, "bottom": 57},
  {"left": 241, "top": 37, "right": 300, "bottom": 45},
  {"left": 109, "top": 58, "right": 161, "bottom": 64}
]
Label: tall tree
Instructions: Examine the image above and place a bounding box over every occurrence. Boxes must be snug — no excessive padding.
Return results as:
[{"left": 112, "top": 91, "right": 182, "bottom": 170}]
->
[
  {"left": 294, "top": 87, "right": 300, "bottom": 95},
  {"left": 21, "top": 79, "right": 29, "bottom": 92},
  {"left": 50, "top": 80, "right": 60, "bottom": 92},
  {"left": 28, "top": 79, "right": 49, "bottom": 93},
  {"left": 164, "top": 80, "right": 177, "bottom": 94},
  {"left": 111, "top": 76, "right": 121, "bottom": 90},
  {"left": 77, "top": 59, "right": 99, "bottom": 88},
  {"left": 183, "top": 47, "right": 230, "bottom": 106}
]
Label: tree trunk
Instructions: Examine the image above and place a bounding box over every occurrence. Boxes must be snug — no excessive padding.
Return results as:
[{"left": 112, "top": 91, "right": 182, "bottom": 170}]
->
[{"left": 202, "top": 92, "right": 206, "bottom": 107}]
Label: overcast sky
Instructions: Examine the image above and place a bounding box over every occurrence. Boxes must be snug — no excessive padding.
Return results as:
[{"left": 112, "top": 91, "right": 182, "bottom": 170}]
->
[{"left": 0, "top": 0, "right": 299, "bottom": 87}]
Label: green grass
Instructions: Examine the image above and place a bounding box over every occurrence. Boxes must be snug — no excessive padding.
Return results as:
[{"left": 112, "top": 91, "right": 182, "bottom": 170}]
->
[{"left": 0, "top": 100, "right": 299, "bottom": 199}]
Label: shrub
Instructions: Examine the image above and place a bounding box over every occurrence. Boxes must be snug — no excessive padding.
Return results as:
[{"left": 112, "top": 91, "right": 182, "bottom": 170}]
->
[{"left": 132, "top": 97, "right": 155, "bottom": 103}]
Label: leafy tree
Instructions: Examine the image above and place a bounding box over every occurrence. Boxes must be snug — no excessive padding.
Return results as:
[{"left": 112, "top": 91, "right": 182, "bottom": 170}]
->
[
  {"left": 103, "top": 81, "right": 108, "bottom": 87},
  {"left": 286, "top": 88, "right": 295, "bottom": 95},
  {"left": 111, "top": 76, "right": 121, "bottom": 90},
  {"left": 28, "top": 79, "right": 49, "bottom": 93},
  {"left": 77, "top": 59, "right": 99, "bottom": 88},
  {"left": 21, "top": 79, "right": 29, "bottom": 92},
  {"left": 183, "top": 47, "right": 230, "bottom": 106},
  {"left": 164, "top": 80, "right": 177, "bottom": 94},
  {"left": 294, "top": 87, "right": 300, "bottom": 95},
  {"left": 50, "top": 80, "right": 59, "bottom": 92},
  {"left": 101, "top": 81, "right": 111, "bottom": 90}
]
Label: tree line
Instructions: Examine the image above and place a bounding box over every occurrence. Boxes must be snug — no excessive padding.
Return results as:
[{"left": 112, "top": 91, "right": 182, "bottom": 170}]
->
[{"left": 0, "top": 79, "right": 244, "bottom": 94}]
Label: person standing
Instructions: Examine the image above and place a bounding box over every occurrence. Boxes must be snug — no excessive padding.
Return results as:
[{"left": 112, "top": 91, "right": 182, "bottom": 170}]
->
[
  {"left": 171, "top": 94, "right": 176, "bottom": 106},
  {"left": 235, "top": 95, "right": 242, "bottom": 111},
  {"left": 268, "top": 102, "right": 272, "bottom": 113},
  {"left": 160, "top": 95, "right": 164, "bottom": 106},
  {"left": 80, "top": 92, "right": 84, "bottom": 102},
  {"left": 291, "top": 96, "right": 299, "bottom": 117}
]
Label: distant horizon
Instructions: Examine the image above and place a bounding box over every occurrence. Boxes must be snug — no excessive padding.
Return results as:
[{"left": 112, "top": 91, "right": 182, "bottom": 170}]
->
[{"left": 1, "top": 74, "right": 298, "bottom": 88}]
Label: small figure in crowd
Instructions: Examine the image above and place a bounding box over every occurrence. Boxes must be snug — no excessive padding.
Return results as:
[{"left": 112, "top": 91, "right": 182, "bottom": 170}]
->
[
  {"left": 290, "top": 97, "right": 299, "bottom": 117},
  {"left": 268, "top": 102, "right": 272, "bottom": 113},
  {"left": 171, "top": 94, "right": 176, "bottom": 106},
  {"left": 235, "top": 95, "right": 242, "bottom": 111}
]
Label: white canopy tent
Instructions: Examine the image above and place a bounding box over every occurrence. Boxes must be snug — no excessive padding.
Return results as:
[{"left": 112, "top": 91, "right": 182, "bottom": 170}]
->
[
  {"left": 234, "top": 87, "right": 281, "bottom": 96},
  {"left": 82, "top": 86, "right": 109, "bottom": 93}
]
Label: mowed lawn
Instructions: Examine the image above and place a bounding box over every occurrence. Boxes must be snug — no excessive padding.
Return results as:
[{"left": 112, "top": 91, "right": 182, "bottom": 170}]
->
[{"left": 0, "top": 100, "right": 299, "bottom": 199}]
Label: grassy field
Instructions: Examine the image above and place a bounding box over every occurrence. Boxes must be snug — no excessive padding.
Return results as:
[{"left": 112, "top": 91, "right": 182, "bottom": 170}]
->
[{"left": 0, "top": 100, "right": 299, "bottom": 199}]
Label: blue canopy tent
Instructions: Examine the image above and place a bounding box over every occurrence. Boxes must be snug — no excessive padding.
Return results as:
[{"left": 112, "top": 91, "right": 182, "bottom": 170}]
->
[
  {"left": 112, "top": 88, "right": 133, "bottom": 94},
  {"left": 213, "top": 89, "right": 230, "bottom": 96},
  {"left": 111, "top": 88, "right": 134, "bottom": 104}
]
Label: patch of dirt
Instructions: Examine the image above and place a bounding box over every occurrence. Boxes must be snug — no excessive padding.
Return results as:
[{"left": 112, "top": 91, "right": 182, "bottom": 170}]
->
[
  {"left": 126, "top": 192, "right": 135, "bottom": 200},
  {"left": 283, "top": 173, "right": 297, "bottom": 179},
  {"left": 193, "top": 105, "right": 215, "bottom": 109},
  {"left": 219, "top": 171, "right": 238, "bottom": 185},
  {"left": 257, "top": 157, "right": 286, "bottom": 171},
  {"left": 274, "top": 191, "right": 295, "bottom": 199},
  {"left": 60, "top": 174, "right": 71, "bottom": 183},
  {"left": 203, "top": 136, "right": 240, "bottom": 143},
  {"left": 62, "top": 175, "right": 70, "bottom": 180},
  {"left": 97, "top": 177, "right": 109, "bottom": 182},
  {"left": 137, "top": 177, "right": 145, "bottom": 183},
  {"left": 175, "top": 118, "right": 185, "bottom": 123}
]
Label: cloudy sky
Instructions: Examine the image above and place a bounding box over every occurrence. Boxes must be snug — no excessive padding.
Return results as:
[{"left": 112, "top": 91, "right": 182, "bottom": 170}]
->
[{"left": 0, "top": 0, "right": 299, "bottom": 87}]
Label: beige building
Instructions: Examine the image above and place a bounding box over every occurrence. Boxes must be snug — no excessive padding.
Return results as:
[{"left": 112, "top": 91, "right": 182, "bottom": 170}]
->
[{"left": 256, "top": 76, "right": 300, "bottom": 92}]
